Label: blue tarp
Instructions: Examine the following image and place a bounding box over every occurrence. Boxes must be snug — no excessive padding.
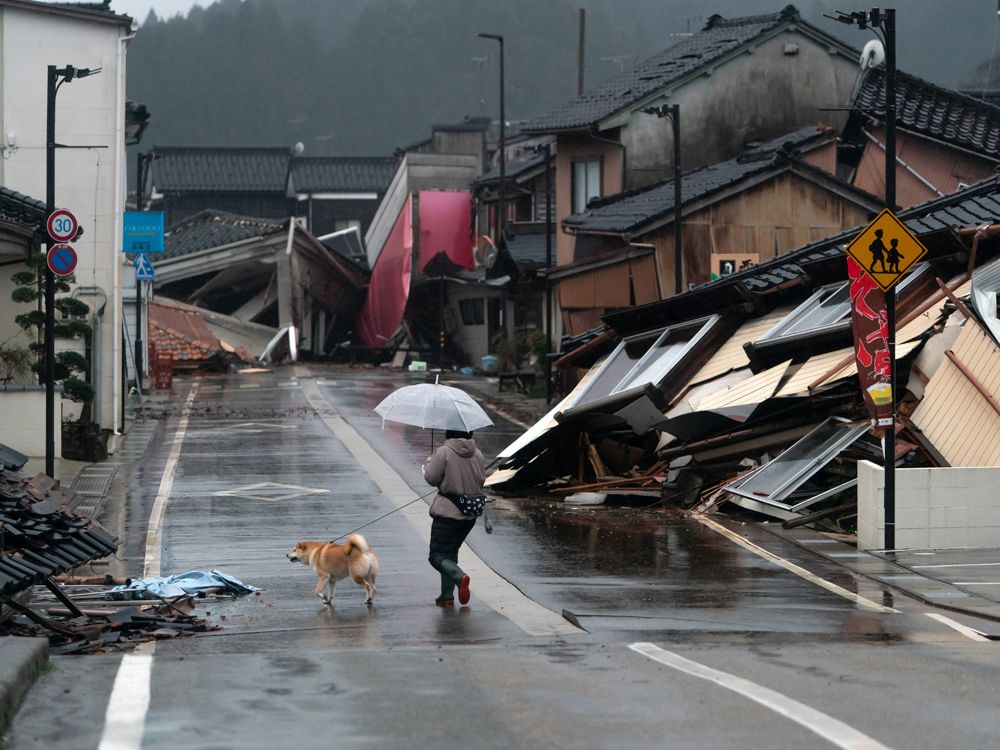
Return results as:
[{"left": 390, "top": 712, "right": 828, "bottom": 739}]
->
[{"left": 107, "top": 569, "right": 260, "bottom": 600}]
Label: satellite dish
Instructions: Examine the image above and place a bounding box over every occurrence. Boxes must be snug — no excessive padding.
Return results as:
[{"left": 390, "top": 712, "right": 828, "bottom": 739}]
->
[
  {"left": 474, "top": 235, "right": 497, "bottom": 268},
  {"left": 859, "top": 39, "right": 885, "bottom": 71}
]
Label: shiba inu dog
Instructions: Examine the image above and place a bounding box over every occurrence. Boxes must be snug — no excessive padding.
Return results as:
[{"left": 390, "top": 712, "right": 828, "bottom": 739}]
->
[{"left": 287, "top": 533, "right": 379, "bottom": 606}]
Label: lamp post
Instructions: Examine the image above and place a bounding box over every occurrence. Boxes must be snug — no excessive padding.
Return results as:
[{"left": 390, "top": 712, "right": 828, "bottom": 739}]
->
[
  {"left": 478, "top": 33, "right": 505, "bottom": 249},
  {"left": 643, "top": 104, "right": 683, "bottom": 294},
  {"left": 45, "top": 64, "right": 100, "bottom": 477},
  {"left": 830, "top": 8, "right": 896, "bottom": 549}
]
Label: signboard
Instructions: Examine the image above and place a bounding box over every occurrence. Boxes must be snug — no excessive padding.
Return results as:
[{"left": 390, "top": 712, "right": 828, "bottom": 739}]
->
[
  {"left": 847, "top": 256, "right": 892, "bottom": 427},
  {"left": 710, "top": 253, "right": 758, "bottom": 281},
  {"left": 134, "top": 253, "right": 155, "bottom": 281},
  {"left": 47, "top": 244, "right": 78, "bottom": 277},
  {"left": 123, "top": 211, "right": 165, "bottom": 254},
  {"left": 844, "top": 208, "right": 927, "bottom": 291},
  {"left": 47, "top": 209, "right": 78, "bottom": 243}
]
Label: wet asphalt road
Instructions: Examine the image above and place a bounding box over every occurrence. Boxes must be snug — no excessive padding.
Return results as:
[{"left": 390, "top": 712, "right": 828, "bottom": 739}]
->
[{"left": 7, "top": 367, "right": 1000, "bottom": 749}]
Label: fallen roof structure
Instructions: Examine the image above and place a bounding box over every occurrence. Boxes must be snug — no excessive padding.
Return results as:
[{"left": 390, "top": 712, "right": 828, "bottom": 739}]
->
[{"left": 489, "top": 179, "right": 1000, "bottom": 530}]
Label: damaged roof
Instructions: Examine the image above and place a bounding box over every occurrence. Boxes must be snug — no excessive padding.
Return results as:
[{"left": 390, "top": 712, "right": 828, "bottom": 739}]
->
[
  {"left": 163, "top": 210, "right": 286, "bottom": 261},
  {"left": 290, "top": 156, "right": 398, "bottom": 193},
  {"left": 505, "top": 231, "right": 555, "bottom": 271},
  {"left": 522, "top": 6, "right": 852, "bottom": 133},
  {"left": 855, "top": 68, "right": 1000, "bottom": 159},
  {"left": 604, "top": 177, "right": 1000, "bottom": 334},
  {"left": 563, "top": 127, "right": 864, "bottom": 236}
]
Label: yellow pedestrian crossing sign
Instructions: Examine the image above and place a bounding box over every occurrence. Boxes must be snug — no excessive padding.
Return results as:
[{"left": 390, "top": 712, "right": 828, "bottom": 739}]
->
[{"left": 845, "top": 208, "right": 927, "bottom": 291}]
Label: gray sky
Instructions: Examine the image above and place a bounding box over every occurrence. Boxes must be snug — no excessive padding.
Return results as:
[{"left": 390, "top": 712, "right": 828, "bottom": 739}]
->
[{"left": 112, "top": 0, "right": 208, "bottom": 23}]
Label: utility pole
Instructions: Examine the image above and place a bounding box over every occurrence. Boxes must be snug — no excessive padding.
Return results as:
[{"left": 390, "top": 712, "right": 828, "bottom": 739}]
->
[
  {"left": 478, "top": 33, "right": 505, "bottom": 249},
  {"left": 543, "top": 142, "right": 554, "bottom": 405},
  {"left": 45, "top": 65, "right": 57, "bottom": 477},
  {"left": 577, "top": 9, "right": 586, "bottom": 96},
  {"left": 671, "top": 104, "right": 682, "bottom": 295}
]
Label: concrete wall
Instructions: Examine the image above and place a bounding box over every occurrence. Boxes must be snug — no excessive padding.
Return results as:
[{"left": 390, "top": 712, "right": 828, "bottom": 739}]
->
[
  {"left": 0, "top": 7, "right": 129, "bottom": 433},
  {"left": 621, "top": 29, "right": 855, "bottom": 184},
  {"left": 857, "top": 460, "right": 1000, "bottom": 550},
  {"left": 0, "top": 388, "right": 62, "bottom": 457}
]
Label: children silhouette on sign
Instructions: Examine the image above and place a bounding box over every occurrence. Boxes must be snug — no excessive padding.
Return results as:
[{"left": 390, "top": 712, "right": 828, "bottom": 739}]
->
[
  {"left": 868, "top": 229, "right": 888, "bottom": 273},
  {"left": 886, "top": 238, "right": 904, "bottom": 273}
]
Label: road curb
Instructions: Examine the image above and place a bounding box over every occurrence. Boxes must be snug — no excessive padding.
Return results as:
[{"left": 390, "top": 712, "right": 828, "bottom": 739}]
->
[{"left": 0, "top": 637, "right": 48, "bottom": 734}]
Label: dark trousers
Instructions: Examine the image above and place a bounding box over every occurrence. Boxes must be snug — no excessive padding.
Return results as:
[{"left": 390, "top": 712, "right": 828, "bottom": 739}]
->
[{"left": 428, "top": 516, "right": 476, "bottom": 572}]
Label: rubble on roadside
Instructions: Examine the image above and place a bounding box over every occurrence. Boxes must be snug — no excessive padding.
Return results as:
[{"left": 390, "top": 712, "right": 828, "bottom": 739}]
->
[{"left": 488, "top": 184, "right": 1000, "bottom": 535}]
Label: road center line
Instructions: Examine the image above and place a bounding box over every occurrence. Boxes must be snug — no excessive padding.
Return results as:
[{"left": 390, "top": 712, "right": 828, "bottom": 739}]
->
[
  {"left": 98, "top": 385, "right": 198, "bottom": 750},
  {"left": 629, "top": 643, "right": 895, "bottom": 750},
  {"left": 923, "top": 613, "right": 991, "bottom": 642},
  {"left": 299, "top": 376, "right": 579, "bottom": 637},
  {"left": 692, "top": 515, "right": 899, "bottom": 614}
]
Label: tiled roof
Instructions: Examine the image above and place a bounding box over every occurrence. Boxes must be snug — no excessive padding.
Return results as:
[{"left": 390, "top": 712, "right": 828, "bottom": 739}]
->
[
  {"left": 163, "top": 210, "right": 286, "bottom": 260},
  {"left": 149, "top": 300, "right": 222, "bottom": 363},
  {"left": 0, "top": 185, "right": 47, "bottom": 227},
  {"left": 291, "top": 156, "right": 398, "bottom": 193},
  {"left": 476, "top": 155, "right": 546, "bottom": 185},
  {"left": 523, "top": 6, "right": 803, "bottom": 132},
  {"left": 856, "top": 68, "right": 1000, "bottom": 159},
  {"left": 604, "top": 176, "right": 1000, "bottom": 333},
  {"left": 150, "top": 146, "right": 292, "bottom": 193},
  {"left": 564, "top": 127, "right": 837, "bottom": 235},
  {"left": 505, "top": 231, "right": 555, "bottom": 271}
]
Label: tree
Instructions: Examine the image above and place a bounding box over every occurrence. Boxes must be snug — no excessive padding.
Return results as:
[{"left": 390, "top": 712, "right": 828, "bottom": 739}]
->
[{"left": 10, "top": 254, "right": 95, "bottom": 421}]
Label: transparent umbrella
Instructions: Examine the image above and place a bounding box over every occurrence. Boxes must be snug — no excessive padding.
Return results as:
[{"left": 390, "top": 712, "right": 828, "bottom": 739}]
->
[{"left": 373, "top": 382, "right": 494, "bottom": 433}]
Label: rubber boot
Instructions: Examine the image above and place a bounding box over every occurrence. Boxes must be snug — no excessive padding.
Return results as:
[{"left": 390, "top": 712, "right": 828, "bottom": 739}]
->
[
  {"left": 440, "top": 559, "right": 471, "bottom": 605},
  {"left": 436, "top": 572, "right": 455, "bottom": 606}
]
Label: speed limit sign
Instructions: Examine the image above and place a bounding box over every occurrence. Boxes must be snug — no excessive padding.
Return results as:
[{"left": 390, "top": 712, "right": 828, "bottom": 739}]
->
[{"left": 47, "top": 209, "right": 78, "bottom": 243}]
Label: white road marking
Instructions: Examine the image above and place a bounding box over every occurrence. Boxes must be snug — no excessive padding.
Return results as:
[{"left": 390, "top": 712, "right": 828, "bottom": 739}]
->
[
  {"left": 912, "top": 562, "right": 1000, "bottom": 569},
  {"left": 693, "top": 516, "right": 899, "bottom": 614},
  {"left": 298, "top": 375, "right": 579, "bottom": 637},
  {"left": 98, "top": 386, "right": 198, "bottom": 750},
  {"left": 924, "top": 613, "right": 991, "bottom": 642},
  {"left": 629, "top": 643, "right": 895, "bottom": 750}
]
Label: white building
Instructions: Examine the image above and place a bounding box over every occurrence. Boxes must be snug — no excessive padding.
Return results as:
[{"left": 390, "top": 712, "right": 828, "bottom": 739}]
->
[{"left": 0, "top": 0, "right": 133, "bottom": 451}]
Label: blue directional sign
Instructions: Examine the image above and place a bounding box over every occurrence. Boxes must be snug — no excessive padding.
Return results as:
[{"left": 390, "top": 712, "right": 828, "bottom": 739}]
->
[
  {"left": 134, "top": 253, "right": 156, "bottom": 281},
  {"left": 123, "top": 211, "right": 164, "bottom": 254}
]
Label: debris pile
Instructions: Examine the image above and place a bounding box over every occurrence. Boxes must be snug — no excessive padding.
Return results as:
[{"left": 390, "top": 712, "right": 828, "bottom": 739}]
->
[
  {"left": 0, "top": 462, "right": 230, "bottom": 654},
  {"left": 489, "top": 187, "right": 1000, "bottom": 534}
]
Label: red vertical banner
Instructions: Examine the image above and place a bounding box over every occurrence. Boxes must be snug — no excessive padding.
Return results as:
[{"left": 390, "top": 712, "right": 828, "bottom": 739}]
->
[{"left": 847, "top": 256, "right": 893, "bottom": 426}]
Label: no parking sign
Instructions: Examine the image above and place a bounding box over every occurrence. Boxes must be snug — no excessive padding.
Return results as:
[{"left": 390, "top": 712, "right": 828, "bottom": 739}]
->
[{"left": 47, "top": 244, "right": 78, "bottom": 277}]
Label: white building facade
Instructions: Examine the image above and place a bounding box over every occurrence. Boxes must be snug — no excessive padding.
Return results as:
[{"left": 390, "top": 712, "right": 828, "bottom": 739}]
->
[{"left": 0, "top": 0, "right": 133, "bottom": 441}]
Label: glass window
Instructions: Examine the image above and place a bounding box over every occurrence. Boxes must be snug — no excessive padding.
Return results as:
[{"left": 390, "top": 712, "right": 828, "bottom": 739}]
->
[
  {"left": 572, "top": 315, "right": 720, "bottom": 411},
  {"left": 572, "top": 160, "right": 601, "bottom": 214},
  {"left": 459, "top": 298, "right": 485, "bottom": 326},
  {"left": 725, "top": 418, "right": 869, "bottom": 508}
]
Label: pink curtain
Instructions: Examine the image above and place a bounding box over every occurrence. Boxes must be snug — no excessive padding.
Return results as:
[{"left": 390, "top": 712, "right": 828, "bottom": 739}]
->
[
  {"left": 417, "top": 191, "right": 474, "bottom": 271},
  {"left": 357, "top": 199, "right": 412, "bottom": 347}
]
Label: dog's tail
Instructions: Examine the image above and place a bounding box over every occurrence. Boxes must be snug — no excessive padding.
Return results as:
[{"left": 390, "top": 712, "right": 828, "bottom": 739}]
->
[{"left": 342, "top": 533, "right": 371, "bottom": 556}]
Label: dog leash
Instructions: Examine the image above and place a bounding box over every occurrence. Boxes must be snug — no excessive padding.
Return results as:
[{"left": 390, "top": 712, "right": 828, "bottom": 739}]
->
[{"left": 327, "top": 488, "right": 439, "bottom": 543}]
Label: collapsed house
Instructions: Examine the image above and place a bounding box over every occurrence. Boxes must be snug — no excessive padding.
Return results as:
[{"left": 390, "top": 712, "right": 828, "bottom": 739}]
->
[
  {"left": 154, "top": 211, "right": 369, "bottom": 357},
  {"left": 488, "top": 179, "right": 1000, "bottom": 533}
]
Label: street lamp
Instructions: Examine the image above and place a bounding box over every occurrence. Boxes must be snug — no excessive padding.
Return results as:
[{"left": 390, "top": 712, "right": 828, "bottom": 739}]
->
[
  {"left": 477, "top": 33, "right": 505, "bottom": 249},
  {"left": 643, "top": 104, "right": 683, "bottom": 295},
  {"left": 828, "top": 7, "right": 898, "bottom": 549},
  {"left": 45, "top": 64, "right": 100, "bottom": 476}
]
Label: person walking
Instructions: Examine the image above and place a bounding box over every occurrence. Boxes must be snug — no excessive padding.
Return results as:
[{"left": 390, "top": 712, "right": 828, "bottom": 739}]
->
[
  {"left": 423, "top": 430, "right": 486, "bottom": 607},
  {"left": 886, "top": 238, "right": 904, "bottom": 274},
  {"left": 869, "top": 229, "right": 888, "bottom": 273}
]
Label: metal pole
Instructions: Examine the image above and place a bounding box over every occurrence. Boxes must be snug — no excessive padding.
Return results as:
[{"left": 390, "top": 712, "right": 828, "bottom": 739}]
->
[
  {"left": 577, "top": 9, "right": 586, "bottom": 96},
  {"left": 544, "top": 143, "right": 553, "bottom": 405},
  {"left": 134, "top": 152, "right": 144, "bottom": 393},
  {"left": 883, "top": 8, "right": 897, "bottom": 551},
  {"left": 672, "top": 104, "right": 682, "bottom": 295},
  {"left": 498, "top": 36, "right": 506, "bottom": 249},
  {"left": 45, "top": 65, "right": 57, "bottom": 477}
]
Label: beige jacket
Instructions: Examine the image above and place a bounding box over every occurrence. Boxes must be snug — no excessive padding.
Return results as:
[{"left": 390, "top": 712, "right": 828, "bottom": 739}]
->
[{"left": 423, "top": 438, "right": 486, "bottom": 520}]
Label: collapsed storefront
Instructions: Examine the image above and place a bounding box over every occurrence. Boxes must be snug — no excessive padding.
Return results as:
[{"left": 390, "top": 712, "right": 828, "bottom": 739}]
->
[{"left": 488, "top": 181, "right": 1000, "bottom": 534}]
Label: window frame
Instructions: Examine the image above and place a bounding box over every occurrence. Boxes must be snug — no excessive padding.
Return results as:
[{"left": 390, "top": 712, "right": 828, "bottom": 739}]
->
[{"left": 571, "top": 158, "right": 602, "bottom": 214}]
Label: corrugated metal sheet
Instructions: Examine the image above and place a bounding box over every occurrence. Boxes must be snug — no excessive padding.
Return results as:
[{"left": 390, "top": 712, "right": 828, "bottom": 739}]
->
[
  {"left": 697, "top": 360, "right": 791, "bottom": 411},
  {"left": 689, "top": 306, "right": 794, "bottom": 384},
  {"left": 911, "top": 322, "right": 1000, "bottom": 466}
]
